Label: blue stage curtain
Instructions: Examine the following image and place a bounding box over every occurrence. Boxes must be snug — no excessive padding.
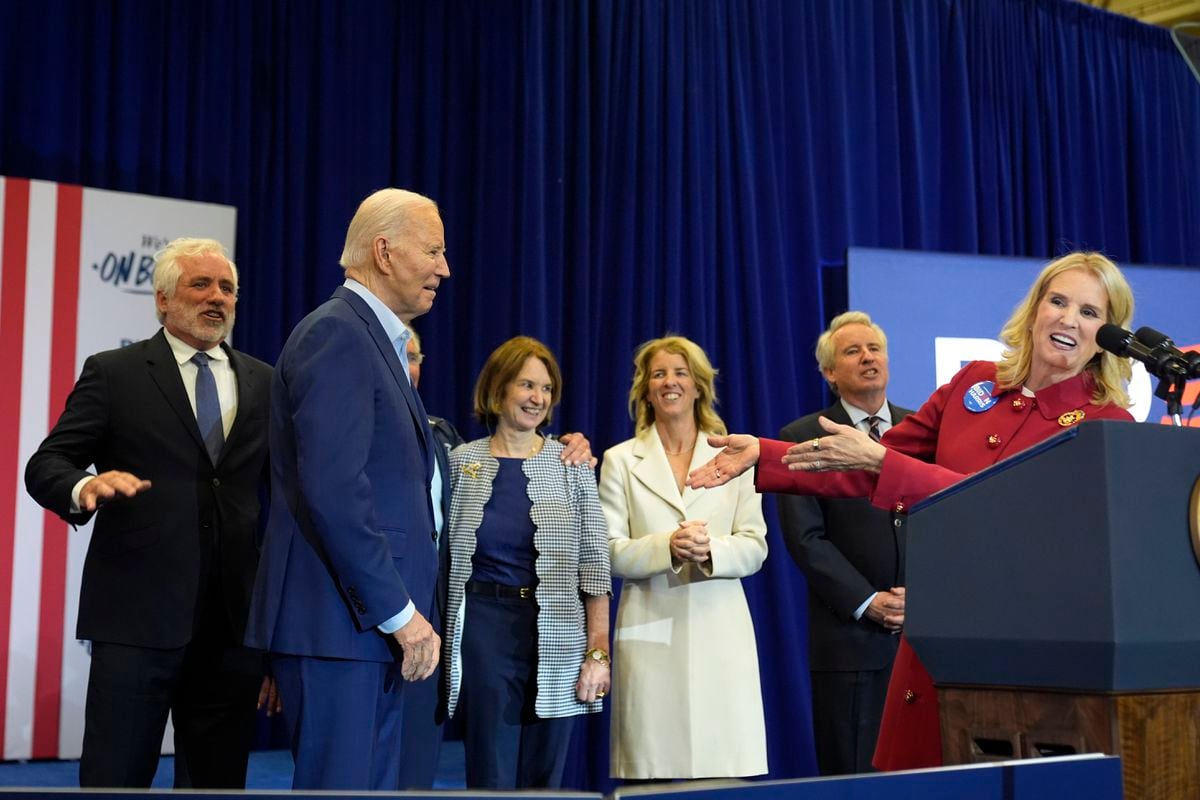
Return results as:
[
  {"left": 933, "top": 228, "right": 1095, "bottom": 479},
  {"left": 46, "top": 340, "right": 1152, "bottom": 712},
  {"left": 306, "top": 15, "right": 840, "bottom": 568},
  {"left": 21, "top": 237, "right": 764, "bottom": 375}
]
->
[{"left": 2, "top": 0, "right": 1199, "bottom": 789}]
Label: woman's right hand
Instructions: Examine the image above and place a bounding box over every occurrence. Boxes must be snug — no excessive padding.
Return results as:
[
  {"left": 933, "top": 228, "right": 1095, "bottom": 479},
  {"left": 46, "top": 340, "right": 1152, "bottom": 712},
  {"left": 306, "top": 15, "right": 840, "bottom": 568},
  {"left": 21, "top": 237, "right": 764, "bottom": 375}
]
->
[
  {"left": 781, "top": 415, "right": 887, "bottom": 473},
  {"left": 686, "top": 434, "right": 760, "bottom": 488},
  {"left": 669, "top": 520, "right": 711, "bottom": 563}
]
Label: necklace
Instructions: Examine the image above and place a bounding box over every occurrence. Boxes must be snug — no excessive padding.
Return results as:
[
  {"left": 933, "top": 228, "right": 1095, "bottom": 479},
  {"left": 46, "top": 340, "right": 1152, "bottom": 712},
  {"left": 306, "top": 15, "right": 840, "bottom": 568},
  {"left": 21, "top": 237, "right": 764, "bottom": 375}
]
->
[
  {"left": 491, "top": 436, "right": 544, "bottom": 459},
  {"left": 662, "top": 438, "right": 696, "bottom": 456}
]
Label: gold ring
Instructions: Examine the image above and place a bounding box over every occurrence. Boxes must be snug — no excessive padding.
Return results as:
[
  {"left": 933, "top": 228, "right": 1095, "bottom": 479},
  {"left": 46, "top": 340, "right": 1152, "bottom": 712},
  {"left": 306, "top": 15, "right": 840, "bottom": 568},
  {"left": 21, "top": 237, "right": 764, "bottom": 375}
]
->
[
  {"left": 596, "top": 690, "right": 607, "bottom": 699},
  {"left": 812, "top": 438, "right": 821, "bottom": 451}
]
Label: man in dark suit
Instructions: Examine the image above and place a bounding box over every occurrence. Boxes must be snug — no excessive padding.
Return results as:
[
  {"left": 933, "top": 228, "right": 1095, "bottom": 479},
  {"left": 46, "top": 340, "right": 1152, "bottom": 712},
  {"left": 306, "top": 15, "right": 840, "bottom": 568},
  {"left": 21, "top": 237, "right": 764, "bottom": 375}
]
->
[
  {"left": 246, "top": 188, "right": 448, "bottom": 791},
  {"left": 395, "top": 328, "right": 461, "bottom": 790},
  {"left": 24, "top": 238, "right": 273, "bottom": 788},
  {"left": 777, "top": 311, "right": 912, "bottom": 776}
]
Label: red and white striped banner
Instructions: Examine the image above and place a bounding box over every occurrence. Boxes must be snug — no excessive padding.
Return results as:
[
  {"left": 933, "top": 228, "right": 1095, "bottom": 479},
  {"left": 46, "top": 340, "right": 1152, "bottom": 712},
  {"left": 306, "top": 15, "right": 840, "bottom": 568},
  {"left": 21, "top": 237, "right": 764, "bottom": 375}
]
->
[{"left": 0, "top": 177, "right": 235, "bottom": 760}]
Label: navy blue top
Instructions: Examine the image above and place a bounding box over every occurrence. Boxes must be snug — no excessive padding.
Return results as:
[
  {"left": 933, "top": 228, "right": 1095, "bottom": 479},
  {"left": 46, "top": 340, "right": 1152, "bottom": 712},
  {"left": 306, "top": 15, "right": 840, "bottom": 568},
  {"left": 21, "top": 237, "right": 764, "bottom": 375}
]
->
[{"left": 471, "top": 458, "right": 538, "bottom": 587}]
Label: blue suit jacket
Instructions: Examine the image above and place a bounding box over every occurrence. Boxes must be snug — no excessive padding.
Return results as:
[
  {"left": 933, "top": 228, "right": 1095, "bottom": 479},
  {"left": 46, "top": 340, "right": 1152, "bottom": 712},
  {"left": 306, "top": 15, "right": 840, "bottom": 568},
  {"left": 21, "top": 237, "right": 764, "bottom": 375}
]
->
[{"left": 246, "top": 287, "right": 439, "bottom": 662}]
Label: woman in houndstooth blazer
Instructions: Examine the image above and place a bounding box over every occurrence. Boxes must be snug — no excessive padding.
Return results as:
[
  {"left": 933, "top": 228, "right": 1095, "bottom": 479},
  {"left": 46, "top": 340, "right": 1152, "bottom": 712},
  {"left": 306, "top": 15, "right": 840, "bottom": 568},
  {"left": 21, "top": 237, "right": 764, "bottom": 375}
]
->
[{"left": 442, "top": 337, "right": 611, "bottom": 789}]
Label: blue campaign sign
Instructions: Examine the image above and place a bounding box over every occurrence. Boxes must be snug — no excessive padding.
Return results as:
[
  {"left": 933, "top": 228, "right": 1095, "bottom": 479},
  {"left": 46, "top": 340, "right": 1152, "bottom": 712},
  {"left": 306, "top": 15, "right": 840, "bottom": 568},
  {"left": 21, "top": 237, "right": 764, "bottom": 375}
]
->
[{"left": 847, "top": 247, "right": 1200, "bottom": 424}]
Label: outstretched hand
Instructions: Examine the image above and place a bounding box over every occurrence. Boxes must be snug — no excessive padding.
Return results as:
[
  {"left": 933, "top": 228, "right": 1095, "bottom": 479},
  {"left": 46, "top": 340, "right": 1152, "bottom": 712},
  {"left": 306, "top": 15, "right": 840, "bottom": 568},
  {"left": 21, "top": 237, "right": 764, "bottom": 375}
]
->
[
  {"left": 781, "top": 416, "right": 887, "bottom": 473},
  {"left": 80, "top": 471, "right": 152, "bottom": 512},
  {"left": 686, "top": 434, "right": 760, "bottom": 489}
]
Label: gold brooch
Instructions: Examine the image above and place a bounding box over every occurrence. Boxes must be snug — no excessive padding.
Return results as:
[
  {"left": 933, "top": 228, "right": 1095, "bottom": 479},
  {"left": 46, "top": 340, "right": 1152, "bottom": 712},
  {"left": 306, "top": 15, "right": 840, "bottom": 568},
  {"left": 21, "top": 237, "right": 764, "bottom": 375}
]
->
[
  {"left": 462, "top": 462, "right": 481, "bottom": 479},
  {"left": 1058, "top": 410, "right": 1085, "bottom": 427}
]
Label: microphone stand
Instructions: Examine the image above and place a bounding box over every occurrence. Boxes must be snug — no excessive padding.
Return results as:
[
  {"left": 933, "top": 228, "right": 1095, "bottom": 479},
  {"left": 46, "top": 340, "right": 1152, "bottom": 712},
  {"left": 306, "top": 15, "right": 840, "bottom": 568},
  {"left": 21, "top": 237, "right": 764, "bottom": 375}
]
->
[
  {"left": 1155, "top": 366, "right": 1190, "bottom": 427},
  {"left": 1190, "top": 355, "right": 1200, "bottom": 426}
]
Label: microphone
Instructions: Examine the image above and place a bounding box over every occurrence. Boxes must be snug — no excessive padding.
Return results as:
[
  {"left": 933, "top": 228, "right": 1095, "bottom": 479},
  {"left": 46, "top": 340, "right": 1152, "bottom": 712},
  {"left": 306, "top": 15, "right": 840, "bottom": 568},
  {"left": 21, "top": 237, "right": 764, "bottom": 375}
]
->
[
  {"left": 1096, "top": 324, "right": 1191, "bottom": 378},
  {"left": 1134, "top": 327, "right": 1200, "bottom": 378}
]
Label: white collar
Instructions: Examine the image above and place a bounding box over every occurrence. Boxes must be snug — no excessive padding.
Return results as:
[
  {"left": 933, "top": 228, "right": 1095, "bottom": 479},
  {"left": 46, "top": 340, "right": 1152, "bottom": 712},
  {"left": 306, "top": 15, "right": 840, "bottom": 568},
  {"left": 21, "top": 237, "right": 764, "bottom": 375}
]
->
[
  {"left": 839, "top": 397, "right": 889, "bottom": 428},
  {"left": 163, "top": 328, "right": 228, "bottom": 366}
]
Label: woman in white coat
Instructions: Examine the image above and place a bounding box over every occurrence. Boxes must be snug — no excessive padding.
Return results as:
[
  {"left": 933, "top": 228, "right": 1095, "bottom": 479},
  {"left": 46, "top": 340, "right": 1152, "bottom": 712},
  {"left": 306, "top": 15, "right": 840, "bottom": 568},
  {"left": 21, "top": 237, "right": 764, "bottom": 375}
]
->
[{"left": 599, "top": 335, "right": 769, "bottom": 780}]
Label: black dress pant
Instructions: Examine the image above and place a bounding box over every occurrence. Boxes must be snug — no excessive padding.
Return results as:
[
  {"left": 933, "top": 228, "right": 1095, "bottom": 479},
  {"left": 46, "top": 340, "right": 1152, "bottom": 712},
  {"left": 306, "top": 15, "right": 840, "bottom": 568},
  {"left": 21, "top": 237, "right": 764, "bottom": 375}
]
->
[
  {"left": 810, "top": 665, "right": 893, "bottom": 776},
  {"left": 79, "top": 575, "right": 261, "bottom": 788}
]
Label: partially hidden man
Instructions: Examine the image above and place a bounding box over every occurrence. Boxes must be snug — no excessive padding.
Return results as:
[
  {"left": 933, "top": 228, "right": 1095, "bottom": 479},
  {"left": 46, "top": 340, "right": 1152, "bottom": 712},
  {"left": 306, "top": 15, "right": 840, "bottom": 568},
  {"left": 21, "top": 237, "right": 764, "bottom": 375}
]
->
[{"left": 776, "top": 311, "right": 912, "bottom": 775}]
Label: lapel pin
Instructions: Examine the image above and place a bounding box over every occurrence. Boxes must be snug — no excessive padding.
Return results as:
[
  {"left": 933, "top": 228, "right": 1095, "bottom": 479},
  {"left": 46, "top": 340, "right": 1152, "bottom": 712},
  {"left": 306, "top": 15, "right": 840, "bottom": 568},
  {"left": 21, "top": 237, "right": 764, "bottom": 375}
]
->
[{"left": 1058, "top": 410, "right": 1085, "bottom": 427}]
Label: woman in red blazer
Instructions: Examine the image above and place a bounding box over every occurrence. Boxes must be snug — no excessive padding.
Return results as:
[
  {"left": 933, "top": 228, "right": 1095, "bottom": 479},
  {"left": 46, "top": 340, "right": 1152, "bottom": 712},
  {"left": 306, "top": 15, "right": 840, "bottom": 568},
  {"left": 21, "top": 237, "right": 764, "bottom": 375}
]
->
[{"left": 687, "top": 251, "right": 1136, "bottom": 770}]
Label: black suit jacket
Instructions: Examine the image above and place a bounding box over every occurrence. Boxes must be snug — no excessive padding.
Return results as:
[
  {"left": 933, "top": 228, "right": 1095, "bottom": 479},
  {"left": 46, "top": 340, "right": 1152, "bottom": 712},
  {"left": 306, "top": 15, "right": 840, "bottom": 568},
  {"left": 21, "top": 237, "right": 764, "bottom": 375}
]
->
[
  {"left": 777, "top": 400, "right": 912, "bottom": 672},
  {"left": 25, "top": 330, "right": 271, "bottom": 650}
]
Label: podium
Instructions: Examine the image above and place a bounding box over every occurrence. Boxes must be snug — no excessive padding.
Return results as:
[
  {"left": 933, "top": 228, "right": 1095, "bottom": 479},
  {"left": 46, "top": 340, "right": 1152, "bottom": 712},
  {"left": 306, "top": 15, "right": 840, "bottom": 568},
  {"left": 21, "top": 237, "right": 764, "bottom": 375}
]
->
[{"left": 904, "top": 420, "right": 1200, "bottom": 800}]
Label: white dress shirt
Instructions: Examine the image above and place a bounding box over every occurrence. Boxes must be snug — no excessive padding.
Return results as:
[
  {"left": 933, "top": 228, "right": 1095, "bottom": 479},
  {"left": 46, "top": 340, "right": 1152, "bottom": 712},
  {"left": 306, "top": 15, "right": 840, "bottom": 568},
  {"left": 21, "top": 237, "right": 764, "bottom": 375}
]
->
[
  {"left": 840, "top": 398, "right": 894, "bottom": 621},
  {"left": 70, "top": 330, "right": 239, "bottom": 512}
]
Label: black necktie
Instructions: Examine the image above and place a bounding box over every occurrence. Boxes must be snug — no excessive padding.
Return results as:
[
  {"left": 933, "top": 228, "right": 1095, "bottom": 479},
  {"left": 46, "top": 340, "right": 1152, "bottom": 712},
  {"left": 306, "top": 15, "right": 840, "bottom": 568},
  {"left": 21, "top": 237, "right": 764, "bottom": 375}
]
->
[
  {"left": 866, "top": 415, "right": 883, "bottom": 442},
  {"left": 192, "top": 351, "right": 225, "bottom": 463}
]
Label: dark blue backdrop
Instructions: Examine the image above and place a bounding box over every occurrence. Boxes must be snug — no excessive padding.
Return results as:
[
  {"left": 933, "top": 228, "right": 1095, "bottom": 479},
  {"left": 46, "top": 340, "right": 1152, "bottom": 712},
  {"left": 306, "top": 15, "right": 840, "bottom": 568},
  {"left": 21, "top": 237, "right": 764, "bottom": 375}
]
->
[{"left": 3, "top": 0, "right": 1199, "bottom": 789}]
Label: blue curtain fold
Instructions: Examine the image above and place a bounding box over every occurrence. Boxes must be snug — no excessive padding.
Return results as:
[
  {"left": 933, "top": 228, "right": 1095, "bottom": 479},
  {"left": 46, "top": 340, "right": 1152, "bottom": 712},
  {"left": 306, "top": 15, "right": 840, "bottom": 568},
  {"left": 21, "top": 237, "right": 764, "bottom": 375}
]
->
[{"left": 3, "top": 0, "right": 1199, "bottom": 788}]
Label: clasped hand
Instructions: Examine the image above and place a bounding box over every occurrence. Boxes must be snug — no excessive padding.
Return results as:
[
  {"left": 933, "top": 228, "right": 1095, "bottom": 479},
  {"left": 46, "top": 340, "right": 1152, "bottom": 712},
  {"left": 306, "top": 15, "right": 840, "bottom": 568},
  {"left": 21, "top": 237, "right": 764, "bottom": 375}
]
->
[
  {"left": 864, "top": 587, "right": 905, "bottom": 632},
  {"left": 670, "top": 520, "right": 711, "bottom": 563}
]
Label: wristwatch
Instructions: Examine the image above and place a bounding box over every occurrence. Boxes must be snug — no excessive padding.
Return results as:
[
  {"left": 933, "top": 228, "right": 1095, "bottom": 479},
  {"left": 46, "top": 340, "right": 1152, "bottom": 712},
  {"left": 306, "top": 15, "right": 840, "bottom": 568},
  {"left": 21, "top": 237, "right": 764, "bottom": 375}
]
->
[{"left": 584, "top": 647, "right": 610, "bottom": 666}]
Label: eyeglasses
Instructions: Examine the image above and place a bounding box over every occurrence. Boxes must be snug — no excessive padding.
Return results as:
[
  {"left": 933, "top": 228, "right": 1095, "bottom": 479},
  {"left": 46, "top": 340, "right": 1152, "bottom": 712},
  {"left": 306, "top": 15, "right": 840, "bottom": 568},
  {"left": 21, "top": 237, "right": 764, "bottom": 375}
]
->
[{"left": 407, "top": 352, "right": 425, "bottom": 365}]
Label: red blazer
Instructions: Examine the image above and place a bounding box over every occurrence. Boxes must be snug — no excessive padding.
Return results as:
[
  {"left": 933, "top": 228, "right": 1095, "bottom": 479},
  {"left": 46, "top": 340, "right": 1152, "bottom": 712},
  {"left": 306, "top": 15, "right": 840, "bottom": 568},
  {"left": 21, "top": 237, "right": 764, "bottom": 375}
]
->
[{"left": 756, "top": 361, "right": 1133, "bottom": 770}]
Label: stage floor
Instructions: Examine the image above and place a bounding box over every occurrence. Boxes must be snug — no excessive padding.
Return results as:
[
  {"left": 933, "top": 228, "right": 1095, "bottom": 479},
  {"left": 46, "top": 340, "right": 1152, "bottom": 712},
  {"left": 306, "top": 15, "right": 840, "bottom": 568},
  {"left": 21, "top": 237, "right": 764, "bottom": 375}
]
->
[{"left": 0, "top": 742, "right": 467, "bottom": 789}]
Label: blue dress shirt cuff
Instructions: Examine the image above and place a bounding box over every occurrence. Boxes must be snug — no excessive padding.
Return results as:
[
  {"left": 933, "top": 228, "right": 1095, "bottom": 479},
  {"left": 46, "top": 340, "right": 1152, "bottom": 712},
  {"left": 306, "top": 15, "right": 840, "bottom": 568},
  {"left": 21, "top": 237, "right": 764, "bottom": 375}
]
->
[
  {"left": 377, "top": 601, "right": 416, "bottom": 634},
  {"left": 853, "top": 592, "right": 876, "bottom": 621}
]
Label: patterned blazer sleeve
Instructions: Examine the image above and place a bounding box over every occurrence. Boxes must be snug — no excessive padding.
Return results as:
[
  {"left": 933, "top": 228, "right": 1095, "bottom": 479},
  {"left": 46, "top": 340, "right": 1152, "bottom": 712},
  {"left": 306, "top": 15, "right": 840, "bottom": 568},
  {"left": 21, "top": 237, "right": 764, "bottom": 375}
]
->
[
  {"left": 572, "top": 463, "right": 611, "bottom": 597},
  {"left": 524, "top": 441, "right": 608, "bottom": 718}
]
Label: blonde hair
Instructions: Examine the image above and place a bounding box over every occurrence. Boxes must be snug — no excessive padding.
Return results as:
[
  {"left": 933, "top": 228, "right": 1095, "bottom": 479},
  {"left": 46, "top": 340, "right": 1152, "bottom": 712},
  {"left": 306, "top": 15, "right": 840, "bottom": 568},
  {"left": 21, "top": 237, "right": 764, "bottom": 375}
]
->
[
  {"left": 814, "top": 310, "right": 888, "bottom": 379},
  {"left": 628, "top": 335, "right": 726, "bottom": 435},
  {"left": 473, "top": 336, "right": 563, "bottom": 430},
  {"left": 152, "top": 238, "right": 238, "bottom": 323},
  {"left": 338, "top": 188, "right": 437, "bottom": 272},
  {"left": 996, "top": 252, "right": 1134, "bottom": 407}
]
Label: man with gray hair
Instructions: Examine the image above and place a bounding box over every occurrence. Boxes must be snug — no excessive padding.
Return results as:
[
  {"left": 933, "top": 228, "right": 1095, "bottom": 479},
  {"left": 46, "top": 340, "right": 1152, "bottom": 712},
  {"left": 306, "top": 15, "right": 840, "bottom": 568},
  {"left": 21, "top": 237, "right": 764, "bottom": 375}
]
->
[
  {"left": 25, "top": 238, "right": 274, "bottom": 788},
  {"left": 247, "top": 188, "right": 450, "bottom": 790},
  {"left": 776, "top": 311, "right": 913, "bottom": 775}
]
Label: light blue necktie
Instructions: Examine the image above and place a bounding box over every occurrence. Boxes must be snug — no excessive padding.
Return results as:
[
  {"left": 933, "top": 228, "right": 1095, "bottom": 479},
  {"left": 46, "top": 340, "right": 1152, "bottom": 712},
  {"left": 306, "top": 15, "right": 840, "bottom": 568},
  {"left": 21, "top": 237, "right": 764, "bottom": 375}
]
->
[{"left": 192, "top": 351, "right": 225, "bottom": 463}]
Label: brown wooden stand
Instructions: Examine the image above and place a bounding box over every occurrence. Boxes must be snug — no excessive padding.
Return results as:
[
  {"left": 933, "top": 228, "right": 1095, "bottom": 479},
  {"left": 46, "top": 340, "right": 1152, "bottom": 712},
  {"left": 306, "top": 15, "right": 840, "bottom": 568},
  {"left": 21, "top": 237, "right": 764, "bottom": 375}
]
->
[{"left": 939, "top": 685, "right": 1200, "bottom": 800}]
